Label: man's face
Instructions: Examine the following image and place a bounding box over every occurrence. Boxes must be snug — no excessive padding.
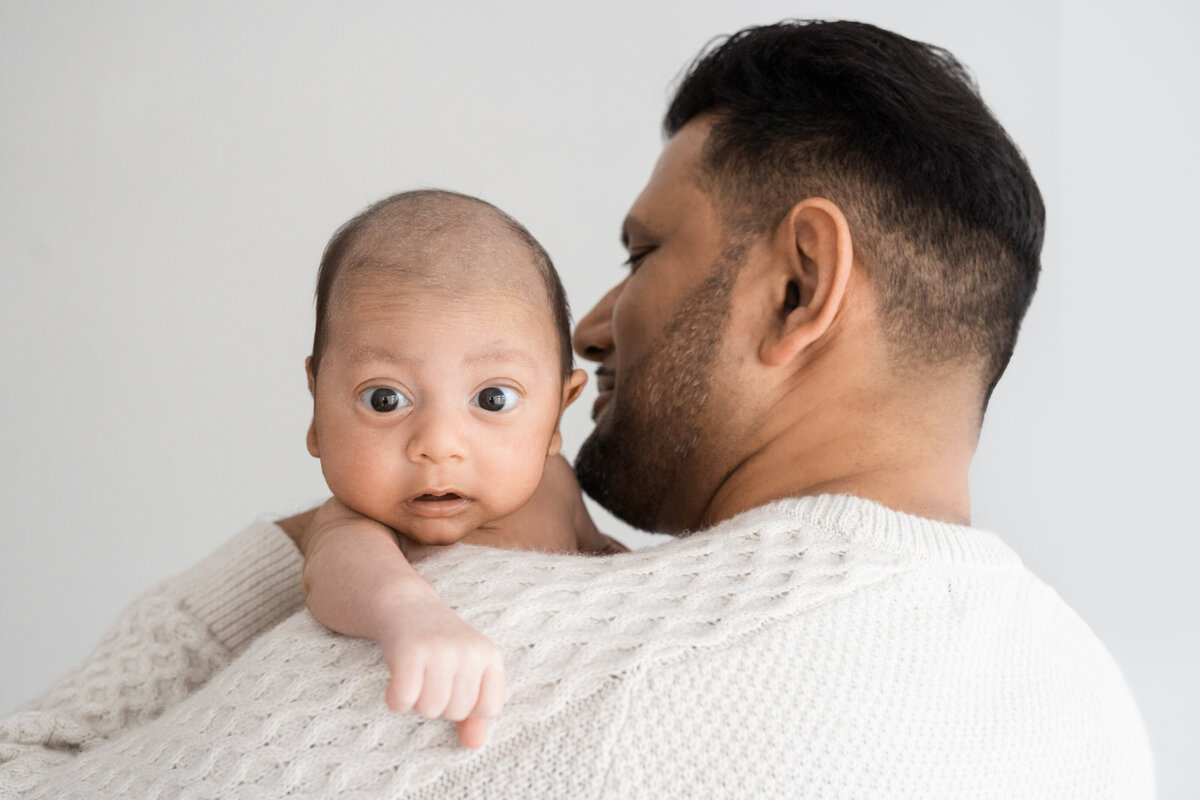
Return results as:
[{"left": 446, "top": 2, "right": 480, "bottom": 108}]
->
[
  {"left": 308, "top": 275, "right": 571, "bottom": 545},
  {"left": 574, "top": 120, "right": 745, "bottom": 533}
]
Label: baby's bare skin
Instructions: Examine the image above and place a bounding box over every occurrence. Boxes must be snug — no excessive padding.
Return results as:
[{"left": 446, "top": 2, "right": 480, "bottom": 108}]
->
[
  {"left": 282, "top": 455, "right": 624, "bottom": 561},
  {"left": 295, "top": 454, "right": 624, "bottom": 750},
  {"left": 401, "top": 455, "right": 627, "bottom": 563}
]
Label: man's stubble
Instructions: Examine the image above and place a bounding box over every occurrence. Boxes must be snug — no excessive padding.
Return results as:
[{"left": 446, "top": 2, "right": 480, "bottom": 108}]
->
[{"left": 574, "top": 250, "right": 742, "bottom": 533}]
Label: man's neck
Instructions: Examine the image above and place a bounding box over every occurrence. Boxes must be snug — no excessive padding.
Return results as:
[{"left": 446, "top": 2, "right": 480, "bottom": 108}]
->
[{"left": 699, "top": 372, "right": 980, "bottom": 529}]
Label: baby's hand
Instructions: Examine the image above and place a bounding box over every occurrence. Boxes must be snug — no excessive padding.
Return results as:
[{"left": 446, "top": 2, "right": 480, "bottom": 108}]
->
[
  {"left": 374, "top": 581, "right": 506, "bottom": 749},
  {"left": 302, "top": 497, "right": 505, "bottom": 748}
]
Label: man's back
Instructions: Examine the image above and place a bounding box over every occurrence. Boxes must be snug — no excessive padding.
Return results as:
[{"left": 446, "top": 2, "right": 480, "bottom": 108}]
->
[
  {"left": 456, "top": 494, "right": 1153, "bottom": 798},
  {"left": 601, "top": 498, "right": 1154, "bottom": 798}
]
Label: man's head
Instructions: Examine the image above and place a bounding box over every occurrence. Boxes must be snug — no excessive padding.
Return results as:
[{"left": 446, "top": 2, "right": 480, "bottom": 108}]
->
[
  {"left": 574, "top": 21, "right": 1044, "bottom": 532},
  {"left": 667, "top": 20, "right": 1043, "bottom": 396},
  {"left": 306, "top": 190, "right": 587, "bottom": 544}
]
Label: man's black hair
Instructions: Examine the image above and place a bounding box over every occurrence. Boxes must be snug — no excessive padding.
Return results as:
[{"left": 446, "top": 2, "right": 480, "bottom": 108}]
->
[{"left": 666, "top": 20, "right": 1045, "bottom": 402}]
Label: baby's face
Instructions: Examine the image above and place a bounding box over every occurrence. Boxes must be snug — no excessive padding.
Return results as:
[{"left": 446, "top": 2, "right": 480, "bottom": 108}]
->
[{"left": 307, "top": 275, "right": 583, "bottom": 545}]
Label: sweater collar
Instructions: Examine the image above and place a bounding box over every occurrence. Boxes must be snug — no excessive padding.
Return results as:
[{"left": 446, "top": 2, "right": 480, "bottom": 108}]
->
[{"left": 707, "top": 494, "right": 1023, "bottom": 568}]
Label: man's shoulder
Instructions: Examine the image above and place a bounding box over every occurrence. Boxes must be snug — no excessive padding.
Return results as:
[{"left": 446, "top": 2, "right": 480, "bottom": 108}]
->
[{"left": 604, "top": 556, "right": 1153, "bottom": 798}]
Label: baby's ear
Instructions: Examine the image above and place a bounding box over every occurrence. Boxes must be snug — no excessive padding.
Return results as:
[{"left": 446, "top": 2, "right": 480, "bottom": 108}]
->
[
  {"left": 561, "top": 369, "right": 588, "bottom": 409},
  {"left": 305, "top": 357, "right": 320, "bottom": 458},
  {"left": 548, "top": 370, "right": 589, "bottom": 456}
]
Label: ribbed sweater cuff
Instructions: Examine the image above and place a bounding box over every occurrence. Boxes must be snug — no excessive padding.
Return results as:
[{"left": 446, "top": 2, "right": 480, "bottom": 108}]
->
[{"left": 174, "top": 520, "right": 306, "bottom": 655}]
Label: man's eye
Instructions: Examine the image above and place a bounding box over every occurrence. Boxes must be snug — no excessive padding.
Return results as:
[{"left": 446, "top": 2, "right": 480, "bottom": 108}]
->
[
  {"left": 360, "top": 387, "right": 410, "bottom": 413},
  {"left": 623, "top": 247, "right": 656, "bottom": 272},
  {"left": 473, "top": 386, "right": 519, "bottom": 412}
]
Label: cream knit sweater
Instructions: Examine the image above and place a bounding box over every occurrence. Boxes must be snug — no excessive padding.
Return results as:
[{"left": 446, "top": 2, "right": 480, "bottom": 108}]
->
[{"left": 0, "top": 495, "right": 1154, "bottom": 798}]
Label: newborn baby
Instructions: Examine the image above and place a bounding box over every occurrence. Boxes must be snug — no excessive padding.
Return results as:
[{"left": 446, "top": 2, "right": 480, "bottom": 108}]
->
[{"left": 301, "top": 189, "right": 622, "bottom": 749}]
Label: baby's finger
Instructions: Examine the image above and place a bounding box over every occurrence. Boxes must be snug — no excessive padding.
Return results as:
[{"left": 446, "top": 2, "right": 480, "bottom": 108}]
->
[
  {"left": 442, "top": 670, "right": 482, "bottom": 722},
  {"left": 456, "top": 718, "right": 489, "bottom": 750},
  {"left": 385, "top": 664, "right": 422, "bottom": 714},
  {"left": 412, "top": 665, "right": 453, "bottom": 719},
  {"left": 471, "top": 662, "right": 507, "bottom": 720}
]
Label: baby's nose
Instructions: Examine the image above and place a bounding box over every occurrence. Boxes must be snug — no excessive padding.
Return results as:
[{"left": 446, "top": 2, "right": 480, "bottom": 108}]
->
[{"left": 405, "top": 410, "right": 467, "bottom": 464}]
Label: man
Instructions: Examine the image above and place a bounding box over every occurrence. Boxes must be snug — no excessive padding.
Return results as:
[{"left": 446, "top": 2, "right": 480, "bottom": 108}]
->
[{"left": 1, "top": 20, "right": 1153, "bottom": 799}]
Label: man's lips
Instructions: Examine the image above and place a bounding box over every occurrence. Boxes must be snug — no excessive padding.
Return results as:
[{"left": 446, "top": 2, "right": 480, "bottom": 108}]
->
[
  {"left": 595, "top": 367, "right": 616, "bottom": 394},
  {"left": 592, "top": 391, "right": 613, "bottom": 420},
  {"left": 593, "top": 367, "right": 615, "bottom": 420},
  {"left": 405, "top": 491, "right": 473, "bottom": 517}
]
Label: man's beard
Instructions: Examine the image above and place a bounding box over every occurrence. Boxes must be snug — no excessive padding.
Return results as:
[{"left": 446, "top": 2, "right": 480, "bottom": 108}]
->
[{"left": 574, "top": 257, "right": 739, "bottom": 533}]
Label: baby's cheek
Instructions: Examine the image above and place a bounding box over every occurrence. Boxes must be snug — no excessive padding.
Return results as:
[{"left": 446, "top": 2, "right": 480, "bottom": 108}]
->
[
  {"left": 485, "top": 446, "right": 548, "bottom": 513},
  {"left": 322, "top": 470, "right": 380, "bottom": 521},
  {"left": 319, "top": 443, "right": 394, "bottom": 518}
]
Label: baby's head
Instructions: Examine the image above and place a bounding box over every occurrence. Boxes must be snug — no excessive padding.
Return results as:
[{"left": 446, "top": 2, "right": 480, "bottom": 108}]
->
[{"left": 305, "top": 190, "right": 587, "bottom": 545}]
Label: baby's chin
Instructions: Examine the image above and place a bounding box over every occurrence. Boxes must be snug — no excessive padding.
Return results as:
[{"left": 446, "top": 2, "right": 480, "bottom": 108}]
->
[
  {"left": 371, "top": 490, "right": 538, "bottom": 548},
  {"left": 380, "top": 500, "right": 498, "bottom": 549},
  {"left": 390, "top": 516, "right": 478, "bottom": 548},
  {"left": 387, "top": 505, "right": 541, "bottom": 553}
]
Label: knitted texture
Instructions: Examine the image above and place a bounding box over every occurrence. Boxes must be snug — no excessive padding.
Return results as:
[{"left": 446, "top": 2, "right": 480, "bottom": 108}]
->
[
  {"left": 0, "top": 520, "right": 304, "bottom": 795},
  {"left": 1, "top": 496, "right": 1154, "bottom": 798}
]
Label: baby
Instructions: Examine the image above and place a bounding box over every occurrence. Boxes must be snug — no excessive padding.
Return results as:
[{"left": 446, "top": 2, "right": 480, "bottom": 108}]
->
[{"left": 298, "top": 189, "right": 621, "bottom": 749}]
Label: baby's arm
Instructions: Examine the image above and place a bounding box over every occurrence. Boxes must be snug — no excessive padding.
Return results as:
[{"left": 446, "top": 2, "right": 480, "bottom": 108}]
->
[{"left": 302, "top": 498, "right": 503, "bottom": 749}]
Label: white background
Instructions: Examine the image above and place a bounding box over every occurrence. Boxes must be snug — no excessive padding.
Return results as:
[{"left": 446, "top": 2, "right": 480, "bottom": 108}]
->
[{"left": 1, "top": 1, "right": 1196, "bottom": 795}]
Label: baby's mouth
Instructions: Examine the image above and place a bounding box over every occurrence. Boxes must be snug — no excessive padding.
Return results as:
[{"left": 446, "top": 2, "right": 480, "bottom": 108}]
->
[{"left": 406, "top": 491, "right": 472, "bottom": 517}]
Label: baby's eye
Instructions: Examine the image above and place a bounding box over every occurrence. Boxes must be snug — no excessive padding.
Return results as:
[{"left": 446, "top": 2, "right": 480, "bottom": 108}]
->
[
  {"left": 360, "top": 387, "right": 410, "bottom": 413},
  {"left": 473, "top": 386, "right": 519, "bottom": 413}
]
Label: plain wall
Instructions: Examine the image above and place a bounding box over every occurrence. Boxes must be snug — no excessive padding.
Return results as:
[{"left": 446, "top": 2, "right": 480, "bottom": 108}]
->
[{"left": 1, "top": 1, "right": 1196, "bottom": 795}]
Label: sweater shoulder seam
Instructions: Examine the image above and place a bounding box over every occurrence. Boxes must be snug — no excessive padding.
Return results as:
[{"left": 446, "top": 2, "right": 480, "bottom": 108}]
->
[{"left": 592, "top": 664, "right": 644, "bottom": 798}]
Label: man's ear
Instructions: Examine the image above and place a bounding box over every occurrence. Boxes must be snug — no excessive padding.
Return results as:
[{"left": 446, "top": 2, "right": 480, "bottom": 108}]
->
[
  {"left": 305, "top": 356, "right": 320, "bottom": 458},
  {"left": 759, "top": 197, "right": 854, "bottom": 367},
  {"left": 548, "top": 368, "right": 588, "bottom": 455}
]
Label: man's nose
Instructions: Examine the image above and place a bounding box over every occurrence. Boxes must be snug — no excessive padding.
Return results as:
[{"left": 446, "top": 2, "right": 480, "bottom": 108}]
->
[
  {"left": 406, "top": 408, "right": 467, "bottom": 464},
  {"left": 573, "top": 280, "right": 624, "bottom": 363}
]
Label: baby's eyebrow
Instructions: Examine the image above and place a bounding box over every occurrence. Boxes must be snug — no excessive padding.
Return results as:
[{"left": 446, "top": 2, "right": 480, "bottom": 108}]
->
[
  {"left": 348, "top": 344, "right": 539, "bottom": 371},
  {"left": 348, "top": 345, "right": 414, "bottom": 365},
  {"left": 462, "top": 346, "right": 539, "bottom": 370}
]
